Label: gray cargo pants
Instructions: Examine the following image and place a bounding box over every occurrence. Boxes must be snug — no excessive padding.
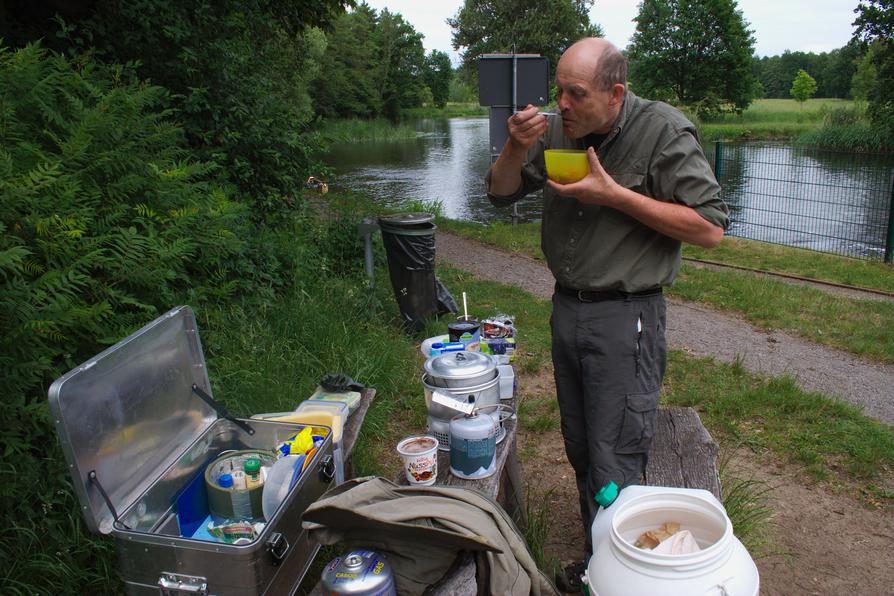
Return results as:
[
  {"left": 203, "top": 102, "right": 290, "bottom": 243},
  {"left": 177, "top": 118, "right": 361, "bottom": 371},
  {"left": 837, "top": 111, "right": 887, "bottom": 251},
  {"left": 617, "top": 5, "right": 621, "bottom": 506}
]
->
[{"left": 550, "top": 288, "right": 667, "bottom": 553}]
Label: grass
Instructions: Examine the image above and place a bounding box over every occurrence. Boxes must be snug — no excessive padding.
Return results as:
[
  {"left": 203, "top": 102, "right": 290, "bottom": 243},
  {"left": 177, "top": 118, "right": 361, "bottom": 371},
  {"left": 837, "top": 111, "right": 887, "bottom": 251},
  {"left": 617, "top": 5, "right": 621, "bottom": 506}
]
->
[
  {"left": 683, "top": 237, "right": 894, "bottom": 293},
  {"left": 401, "top": 102, "right": 489, "bottom": 119},
  {"left": 315, "top": 117, "right": 418, "bottom": 142},
  {"left": 718, "top": 459, "right": 778, "bottom": 559},
  {"left": 438, "top": 220, "right": 894, "bottom": 362},
  {"left": 672, "top": 263, "right": 894, "bottom": 362},
  {"left": 697, "top": 99, "right": 854, "bottom": 142}
]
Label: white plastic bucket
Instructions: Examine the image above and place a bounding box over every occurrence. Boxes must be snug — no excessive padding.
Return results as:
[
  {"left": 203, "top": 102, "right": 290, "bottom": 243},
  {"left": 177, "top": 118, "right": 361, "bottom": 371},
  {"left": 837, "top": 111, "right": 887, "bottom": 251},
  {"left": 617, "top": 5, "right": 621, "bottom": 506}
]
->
[{"left": 587, "top": 486, "right": 759, "bottom": 596}]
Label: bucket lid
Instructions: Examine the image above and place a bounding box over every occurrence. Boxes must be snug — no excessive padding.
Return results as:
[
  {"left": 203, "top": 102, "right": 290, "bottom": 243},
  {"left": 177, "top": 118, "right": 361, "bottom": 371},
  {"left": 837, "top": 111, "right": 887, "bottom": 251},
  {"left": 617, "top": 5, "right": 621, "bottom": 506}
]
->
[
  {"left": 424, "top": 350, "right": 496, "bottom": 381},
  {"left": 47, "top": 306, "right": 217, "bottom": 534}
]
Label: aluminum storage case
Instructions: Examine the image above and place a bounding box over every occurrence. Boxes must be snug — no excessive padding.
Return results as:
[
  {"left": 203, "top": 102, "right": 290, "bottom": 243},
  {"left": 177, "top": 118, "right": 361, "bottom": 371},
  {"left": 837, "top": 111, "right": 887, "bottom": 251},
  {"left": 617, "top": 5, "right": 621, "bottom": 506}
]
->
[{"left": 47, "top": 306, "right": 335, "bottom": 595}]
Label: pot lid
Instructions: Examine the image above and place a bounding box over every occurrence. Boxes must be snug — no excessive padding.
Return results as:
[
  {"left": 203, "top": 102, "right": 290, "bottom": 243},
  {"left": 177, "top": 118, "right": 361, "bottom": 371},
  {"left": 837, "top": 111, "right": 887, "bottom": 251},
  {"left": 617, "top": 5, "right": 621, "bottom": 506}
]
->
[{"left": 424, "top": 350, "right": 496, "bottom": 380}]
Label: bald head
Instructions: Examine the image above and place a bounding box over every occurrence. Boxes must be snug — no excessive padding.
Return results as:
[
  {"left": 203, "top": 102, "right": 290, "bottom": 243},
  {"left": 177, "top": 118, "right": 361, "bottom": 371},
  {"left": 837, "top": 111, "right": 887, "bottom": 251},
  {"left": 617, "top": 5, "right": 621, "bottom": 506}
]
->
[{"left": 560, "top": 38, "right": 627, "bottom": 91}]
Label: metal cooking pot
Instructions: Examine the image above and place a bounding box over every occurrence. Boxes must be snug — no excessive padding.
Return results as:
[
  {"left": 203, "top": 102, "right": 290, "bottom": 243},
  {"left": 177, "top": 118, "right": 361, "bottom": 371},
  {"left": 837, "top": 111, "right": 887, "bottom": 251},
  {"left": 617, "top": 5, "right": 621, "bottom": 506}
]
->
[
  {"left": 422, "top": 374, "right": 501, "bottom": 421},
  {"left": 423, "top": 351, "right": 497, "bottom": 388}
]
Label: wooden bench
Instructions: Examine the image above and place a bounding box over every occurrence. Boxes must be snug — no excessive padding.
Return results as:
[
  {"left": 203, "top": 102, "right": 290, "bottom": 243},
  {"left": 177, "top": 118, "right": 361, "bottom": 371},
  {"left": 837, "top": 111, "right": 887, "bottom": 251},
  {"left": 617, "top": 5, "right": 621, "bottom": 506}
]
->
[
  {"left": 310, "top": 390, "right": 720, "bottom": 596},
  {"left": 340, "top": 387, "right": 376, "bottom": 481}
]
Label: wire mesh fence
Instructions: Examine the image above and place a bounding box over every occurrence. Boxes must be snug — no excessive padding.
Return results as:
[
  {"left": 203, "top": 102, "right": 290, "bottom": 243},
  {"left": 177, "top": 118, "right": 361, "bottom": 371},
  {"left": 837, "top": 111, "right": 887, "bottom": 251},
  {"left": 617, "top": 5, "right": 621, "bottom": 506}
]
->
[{"left": 707, "top": 141, "right": 894, "bottom": 261}]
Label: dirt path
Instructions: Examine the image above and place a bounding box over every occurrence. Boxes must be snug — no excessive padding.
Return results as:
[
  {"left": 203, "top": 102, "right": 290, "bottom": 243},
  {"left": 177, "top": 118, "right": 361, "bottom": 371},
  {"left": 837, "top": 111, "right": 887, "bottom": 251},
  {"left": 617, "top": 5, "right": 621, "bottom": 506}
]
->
[{"left": 435, "top": 231, "right": 894, "bottom": 596}]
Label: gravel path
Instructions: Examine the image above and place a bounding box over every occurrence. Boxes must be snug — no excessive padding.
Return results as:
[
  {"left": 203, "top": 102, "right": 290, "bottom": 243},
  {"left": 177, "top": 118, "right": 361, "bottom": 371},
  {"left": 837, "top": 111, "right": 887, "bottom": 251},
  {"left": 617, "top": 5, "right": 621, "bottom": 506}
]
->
[{"left": 436, "top": 231, "right": 894, "bottom": 426}]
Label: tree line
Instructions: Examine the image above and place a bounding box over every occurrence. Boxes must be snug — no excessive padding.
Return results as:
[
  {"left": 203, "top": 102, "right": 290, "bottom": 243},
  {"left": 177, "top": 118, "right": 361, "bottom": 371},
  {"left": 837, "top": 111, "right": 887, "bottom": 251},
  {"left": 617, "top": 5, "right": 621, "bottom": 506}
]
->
[{"left": 449, "top": 0, "right": 893, "bottom": 136}]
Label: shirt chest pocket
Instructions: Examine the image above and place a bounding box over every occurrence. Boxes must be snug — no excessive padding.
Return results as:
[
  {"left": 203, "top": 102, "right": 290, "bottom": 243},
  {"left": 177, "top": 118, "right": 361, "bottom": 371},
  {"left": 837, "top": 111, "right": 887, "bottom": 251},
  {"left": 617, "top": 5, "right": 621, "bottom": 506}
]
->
[{"left": 611, "top": 171, "right": 646, "bottom": 194}]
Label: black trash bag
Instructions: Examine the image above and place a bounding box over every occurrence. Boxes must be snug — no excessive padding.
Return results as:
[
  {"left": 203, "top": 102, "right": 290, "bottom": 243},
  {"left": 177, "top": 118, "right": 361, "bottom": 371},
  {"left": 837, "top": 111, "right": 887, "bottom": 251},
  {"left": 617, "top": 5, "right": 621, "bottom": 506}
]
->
[
  {"left": 378, "top": 214, "right": 457, "bottom": 333},
  {"left": 436, "top": 278, "right": 459, "bottom": 315}
]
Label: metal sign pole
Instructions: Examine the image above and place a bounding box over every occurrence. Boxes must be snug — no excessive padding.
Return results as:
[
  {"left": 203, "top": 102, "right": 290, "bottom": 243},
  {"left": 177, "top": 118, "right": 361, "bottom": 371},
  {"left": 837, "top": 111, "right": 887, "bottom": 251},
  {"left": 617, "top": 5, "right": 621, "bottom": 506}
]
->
[{"left": 511, "top": 49, "right": 519, "bottom": 225}]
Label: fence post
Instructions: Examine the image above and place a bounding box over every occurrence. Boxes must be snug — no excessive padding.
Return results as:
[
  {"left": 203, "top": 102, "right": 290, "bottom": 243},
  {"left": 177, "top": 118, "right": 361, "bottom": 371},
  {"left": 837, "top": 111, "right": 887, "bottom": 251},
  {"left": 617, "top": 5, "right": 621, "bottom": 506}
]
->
[
  {"left": 886, "top": 175, "right": 894, "bottom": 264},
  {"left": 713, "top": 140, "right": 723, "bottom": 180}
]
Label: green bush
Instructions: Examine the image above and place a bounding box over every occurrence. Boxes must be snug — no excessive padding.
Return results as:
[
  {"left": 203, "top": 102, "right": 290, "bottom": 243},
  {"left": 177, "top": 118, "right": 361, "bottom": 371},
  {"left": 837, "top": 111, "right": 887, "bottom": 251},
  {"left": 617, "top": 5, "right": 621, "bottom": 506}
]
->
[
  {"left": 48, "top": 1, "right": 339, "bottom": 220},
  {"left": 797, "top": 108, "right": 889, "bottom": 151},
  {"left": 0, "top": 43, "right": 273, "bottom": 593}
]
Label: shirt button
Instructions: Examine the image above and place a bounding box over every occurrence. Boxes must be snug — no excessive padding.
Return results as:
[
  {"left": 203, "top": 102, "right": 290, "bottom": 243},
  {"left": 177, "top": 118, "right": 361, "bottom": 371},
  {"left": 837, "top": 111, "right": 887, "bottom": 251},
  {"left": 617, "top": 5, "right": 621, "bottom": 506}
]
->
[
  {"left": 570, "top": 238, "right": 575, "bottom": 243},
  {"left": 564, "top": 267, "right": 570, "bottom": 272},
  {"left": 578, "top": 211, "right": 583, "bottom": 217}
]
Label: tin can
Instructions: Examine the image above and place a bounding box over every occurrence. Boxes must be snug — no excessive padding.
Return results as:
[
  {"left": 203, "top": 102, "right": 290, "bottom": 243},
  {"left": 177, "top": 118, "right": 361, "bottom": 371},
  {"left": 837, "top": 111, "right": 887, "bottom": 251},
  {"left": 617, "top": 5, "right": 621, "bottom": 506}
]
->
[{"left": 320, "top": 550, "right": 397, "bottom": 596}]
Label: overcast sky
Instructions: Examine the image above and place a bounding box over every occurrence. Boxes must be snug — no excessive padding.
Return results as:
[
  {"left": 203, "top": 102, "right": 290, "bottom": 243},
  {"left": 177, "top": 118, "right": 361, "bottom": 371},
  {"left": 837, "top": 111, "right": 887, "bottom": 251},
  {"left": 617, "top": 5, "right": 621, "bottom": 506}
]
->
[{"left": 363, "top": 0, "right": 860, "bottom": 63}]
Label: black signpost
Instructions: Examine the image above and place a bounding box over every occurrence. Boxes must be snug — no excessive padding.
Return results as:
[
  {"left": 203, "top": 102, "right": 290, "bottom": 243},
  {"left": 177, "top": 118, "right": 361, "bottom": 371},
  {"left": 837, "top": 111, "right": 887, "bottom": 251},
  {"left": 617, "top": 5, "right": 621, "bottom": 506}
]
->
[{"left": 477, "top": 53, "right": 550, "bottom": 163}]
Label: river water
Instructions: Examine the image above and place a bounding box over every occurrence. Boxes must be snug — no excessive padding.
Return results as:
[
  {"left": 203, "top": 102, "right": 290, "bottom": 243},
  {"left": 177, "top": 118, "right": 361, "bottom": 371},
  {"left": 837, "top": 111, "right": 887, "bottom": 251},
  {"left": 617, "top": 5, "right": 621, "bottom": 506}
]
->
[{"left": 326, "top": 117, "right": 894, "bottom": 259}]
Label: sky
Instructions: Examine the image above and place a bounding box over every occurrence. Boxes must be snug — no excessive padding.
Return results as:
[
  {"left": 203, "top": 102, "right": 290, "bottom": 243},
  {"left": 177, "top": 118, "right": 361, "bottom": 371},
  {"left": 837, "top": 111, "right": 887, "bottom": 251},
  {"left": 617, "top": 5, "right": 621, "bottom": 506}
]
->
[{"left": 363, "top": 0, "right": 861, "bottom": 63}]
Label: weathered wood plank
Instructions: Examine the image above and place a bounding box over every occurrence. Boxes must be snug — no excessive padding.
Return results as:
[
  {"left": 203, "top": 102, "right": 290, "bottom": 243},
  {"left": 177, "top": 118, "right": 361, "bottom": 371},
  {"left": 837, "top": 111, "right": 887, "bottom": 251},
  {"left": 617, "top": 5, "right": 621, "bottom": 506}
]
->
[
  {"left": 340, "top": 388, "right": 376, "bottom": 479},
  {"left": 645, "top": 406, "right": 722, "bottom": 501}
]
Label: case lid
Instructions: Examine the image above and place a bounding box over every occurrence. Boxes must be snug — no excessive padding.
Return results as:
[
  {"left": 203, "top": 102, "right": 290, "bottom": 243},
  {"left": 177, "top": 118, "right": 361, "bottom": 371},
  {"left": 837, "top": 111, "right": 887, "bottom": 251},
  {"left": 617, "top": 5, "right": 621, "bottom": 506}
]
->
[{"left": 47, "top": 306, "right": 217, "bottom": 534}]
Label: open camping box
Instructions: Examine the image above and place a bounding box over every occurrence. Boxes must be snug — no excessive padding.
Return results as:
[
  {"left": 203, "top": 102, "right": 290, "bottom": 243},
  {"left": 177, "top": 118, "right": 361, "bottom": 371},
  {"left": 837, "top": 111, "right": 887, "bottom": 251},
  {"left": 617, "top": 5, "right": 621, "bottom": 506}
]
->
[{"left": 47, "top": 306, "right": 335, "bottom": 595}]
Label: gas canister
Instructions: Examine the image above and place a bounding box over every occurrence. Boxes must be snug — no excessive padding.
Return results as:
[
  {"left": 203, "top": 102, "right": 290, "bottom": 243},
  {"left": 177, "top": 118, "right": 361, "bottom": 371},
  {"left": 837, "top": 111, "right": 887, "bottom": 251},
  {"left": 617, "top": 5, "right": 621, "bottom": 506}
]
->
[{"left": 320, "top": 550, "right": 397, "bottom": 596}]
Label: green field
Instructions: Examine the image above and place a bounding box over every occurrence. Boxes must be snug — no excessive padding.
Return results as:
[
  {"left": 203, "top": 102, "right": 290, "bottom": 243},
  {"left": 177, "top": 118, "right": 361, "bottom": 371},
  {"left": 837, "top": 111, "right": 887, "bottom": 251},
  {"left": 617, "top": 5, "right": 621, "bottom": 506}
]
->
[{"left": 698, "top": 98, "right": 855, "bottom": 141}]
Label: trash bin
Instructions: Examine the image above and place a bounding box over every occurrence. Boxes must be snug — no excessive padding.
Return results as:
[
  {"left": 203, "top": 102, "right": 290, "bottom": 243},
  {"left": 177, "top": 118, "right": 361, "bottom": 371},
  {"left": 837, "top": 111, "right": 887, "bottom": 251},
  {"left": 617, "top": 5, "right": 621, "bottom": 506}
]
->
[{"left": 378, "top": 213, "right": 457, "bottom": 332}]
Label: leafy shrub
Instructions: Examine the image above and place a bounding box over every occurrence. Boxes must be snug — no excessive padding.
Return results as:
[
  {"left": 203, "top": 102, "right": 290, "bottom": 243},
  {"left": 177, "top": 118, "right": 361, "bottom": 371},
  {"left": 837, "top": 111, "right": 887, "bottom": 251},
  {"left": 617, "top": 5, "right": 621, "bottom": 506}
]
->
[
  {"left": 0, "top": 43, "right": 270, "bottom": 593},
  {"left": 47, "top": 1, "right": 338, "bottom": 220}
]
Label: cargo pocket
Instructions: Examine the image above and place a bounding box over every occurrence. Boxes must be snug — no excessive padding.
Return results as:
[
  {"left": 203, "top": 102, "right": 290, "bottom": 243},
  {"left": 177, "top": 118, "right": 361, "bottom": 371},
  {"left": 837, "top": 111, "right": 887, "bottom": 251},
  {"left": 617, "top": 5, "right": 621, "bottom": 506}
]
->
[
  {"left": 615, "top": 390, "right": 659, "bottom": 454},
  {"left": 611, "top": 172, "right": 645, "bottom": 193}
]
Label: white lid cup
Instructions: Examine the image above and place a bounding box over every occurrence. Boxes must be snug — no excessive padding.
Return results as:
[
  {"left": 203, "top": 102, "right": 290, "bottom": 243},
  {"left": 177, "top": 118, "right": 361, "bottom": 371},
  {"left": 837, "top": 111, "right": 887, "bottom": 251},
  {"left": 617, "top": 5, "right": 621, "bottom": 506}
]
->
[{"left": 396, "top": 435, "right": 439, "bottom": 486}]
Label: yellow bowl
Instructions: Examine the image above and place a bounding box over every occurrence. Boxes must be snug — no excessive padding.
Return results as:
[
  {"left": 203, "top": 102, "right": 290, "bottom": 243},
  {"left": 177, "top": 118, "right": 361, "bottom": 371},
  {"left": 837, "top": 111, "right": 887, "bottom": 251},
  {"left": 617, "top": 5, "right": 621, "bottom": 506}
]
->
[{"left": 544, "top": 149, "right": 589, "bottom": 184}]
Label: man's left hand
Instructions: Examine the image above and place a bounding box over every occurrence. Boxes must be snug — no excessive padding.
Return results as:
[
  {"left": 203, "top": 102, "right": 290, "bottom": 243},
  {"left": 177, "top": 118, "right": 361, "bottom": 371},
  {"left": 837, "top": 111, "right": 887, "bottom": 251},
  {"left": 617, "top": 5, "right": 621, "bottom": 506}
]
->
[{"left": 547, "top": 147, "right": 621, "bottom": 208}]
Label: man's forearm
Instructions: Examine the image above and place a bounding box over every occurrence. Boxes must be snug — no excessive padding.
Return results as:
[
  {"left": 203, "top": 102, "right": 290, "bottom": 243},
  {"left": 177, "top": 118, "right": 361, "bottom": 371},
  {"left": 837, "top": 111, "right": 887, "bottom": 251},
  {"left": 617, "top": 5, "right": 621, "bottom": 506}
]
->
[
  {"left": 488, "top": 140, "right": 528, "bottom": 197},
  {"left": 613, "top": 186, "right": 724, "bottom": 248}
]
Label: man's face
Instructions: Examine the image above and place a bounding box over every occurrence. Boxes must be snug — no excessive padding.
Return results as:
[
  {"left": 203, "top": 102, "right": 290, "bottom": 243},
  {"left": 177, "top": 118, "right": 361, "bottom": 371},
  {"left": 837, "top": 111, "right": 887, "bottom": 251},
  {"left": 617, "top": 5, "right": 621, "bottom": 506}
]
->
[{"left": 555, "top": 52, "right": 616, "bottom": 139}]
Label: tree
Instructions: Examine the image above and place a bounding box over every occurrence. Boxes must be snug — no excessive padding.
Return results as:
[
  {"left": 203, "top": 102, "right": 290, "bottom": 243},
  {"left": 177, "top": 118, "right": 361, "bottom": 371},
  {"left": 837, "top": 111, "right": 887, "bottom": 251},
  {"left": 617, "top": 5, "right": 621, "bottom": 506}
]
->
[
  {"left": 851, "top": 46, "right": 878, "bottom": 102},
  {"left": 312, "top": 5, "right": 382, "bottom": 118},
  {"left": 425, "top": 50, "right": 453, "bottom": 108},
  {"left": 790, "top": 69, "right": 818, "bottom": 106},
  {"left": 853, "top": 0, "right": 894, "bottom": 139},
  {"left": 627, "top": 0, "right": 756, "bottom": 114},
  {"left": 448, "top": 0, "right": 602, "bottom": 86},
  {"left": 375, "top": 9, "right": 427, "bottom": 120}
]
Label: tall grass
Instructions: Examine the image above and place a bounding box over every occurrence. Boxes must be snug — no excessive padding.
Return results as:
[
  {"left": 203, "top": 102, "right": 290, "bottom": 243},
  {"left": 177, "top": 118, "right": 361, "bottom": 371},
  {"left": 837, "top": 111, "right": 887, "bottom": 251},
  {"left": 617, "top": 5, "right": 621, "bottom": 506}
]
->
[
  {"left": 316, "top": 117, "right": 417, "bottom": 142},
  {"left": 402, "top": 102, "right": 489, "bottom": 119},
  {"left": 690, "top": 98, "right": 891, "bottom": 148}
]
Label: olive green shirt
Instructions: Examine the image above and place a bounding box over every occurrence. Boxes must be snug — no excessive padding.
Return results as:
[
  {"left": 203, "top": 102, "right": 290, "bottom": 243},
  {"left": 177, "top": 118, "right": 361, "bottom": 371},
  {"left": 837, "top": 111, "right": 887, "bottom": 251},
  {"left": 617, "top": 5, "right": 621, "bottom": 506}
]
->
[{"left": 486, "top": 90, "right": 729, "bottom": 293}]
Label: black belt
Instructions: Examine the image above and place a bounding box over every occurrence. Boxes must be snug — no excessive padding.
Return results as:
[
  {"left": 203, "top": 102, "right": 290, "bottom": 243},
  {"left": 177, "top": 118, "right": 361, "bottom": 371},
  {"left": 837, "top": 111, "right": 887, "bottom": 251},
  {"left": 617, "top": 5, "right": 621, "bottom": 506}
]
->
[{"left": 555, "top": 283, "right": 662, "bottom": 302}]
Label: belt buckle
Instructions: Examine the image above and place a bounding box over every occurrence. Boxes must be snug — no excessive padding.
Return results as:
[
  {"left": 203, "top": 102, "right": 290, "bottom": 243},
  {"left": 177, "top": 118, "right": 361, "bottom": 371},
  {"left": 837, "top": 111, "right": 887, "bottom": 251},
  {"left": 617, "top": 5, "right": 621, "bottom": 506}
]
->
[{"left": 576, "top": 289, "right": 593, "bottom": 303}]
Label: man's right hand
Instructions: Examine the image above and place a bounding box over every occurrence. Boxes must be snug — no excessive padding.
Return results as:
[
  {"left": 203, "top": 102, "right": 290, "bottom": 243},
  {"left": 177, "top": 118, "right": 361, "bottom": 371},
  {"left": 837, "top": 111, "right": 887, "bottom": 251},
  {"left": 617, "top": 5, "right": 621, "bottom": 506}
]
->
[
  {"left": 507, "top": 105, "right": 548, "bottom": 152},
  {"left": 488, "top": 105, "right": 548, "bottom": 198}
]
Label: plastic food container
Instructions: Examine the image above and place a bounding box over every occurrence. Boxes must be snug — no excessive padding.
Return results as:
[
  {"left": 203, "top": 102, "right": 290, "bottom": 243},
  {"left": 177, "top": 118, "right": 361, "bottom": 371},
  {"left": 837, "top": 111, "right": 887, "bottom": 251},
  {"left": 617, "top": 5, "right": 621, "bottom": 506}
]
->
[
  {"left": 497, "top": 365, "right": 514, "bottom": 400},
  {"left": 586, "top": 485, "right": 759, "bottom": 596},
  {"left": 254, "top": 401, "right": 348, "bottom": 484},
  {"left": 261, "top": 454, "right": 304, "bottom": 521}
]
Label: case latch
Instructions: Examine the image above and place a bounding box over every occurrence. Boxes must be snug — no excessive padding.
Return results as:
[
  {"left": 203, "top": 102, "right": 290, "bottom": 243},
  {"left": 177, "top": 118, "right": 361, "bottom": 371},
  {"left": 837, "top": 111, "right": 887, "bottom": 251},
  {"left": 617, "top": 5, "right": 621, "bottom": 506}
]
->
[
  {"left": 158, "top": 572, "right": 208, "bottom": 595},
  {"left": 267, "top": 532, "right": 290, "bottom": 565},
  {"left": 319, "top": 454, "right": 335, "bottom": 483}
]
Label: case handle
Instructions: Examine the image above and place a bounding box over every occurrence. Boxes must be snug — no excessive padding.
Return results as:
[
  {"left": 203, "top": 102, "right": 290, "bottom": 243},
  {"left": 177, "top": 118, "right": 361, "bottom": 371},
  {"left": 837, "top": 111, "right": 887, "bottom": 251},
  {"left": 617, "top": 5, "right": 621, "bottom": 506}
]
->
[
  {"left": 158, "top": 572, "right": 208, "bottom": 595},
  {"left": 191, "top": 384, "right": 254, "bottom": 435},
  {"left": 88, "top": 470, "right": 130, "bottom": 530}
]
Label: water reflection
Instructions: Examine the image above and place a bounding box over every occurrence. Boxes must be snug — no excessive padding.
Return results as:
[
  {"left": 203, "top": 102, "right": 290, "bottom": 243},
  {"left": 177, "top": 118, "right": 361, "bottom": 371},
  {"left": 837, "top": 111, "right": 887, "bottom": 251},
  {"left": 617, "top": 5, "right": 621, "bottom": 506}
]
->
[
  {"left": 717, "top": 143, "right": 893, "bottom": 258},
  {"left": 326, "top": 117, "right": 544, "bottom": 223},
  {"left": 327, "top": 120, "right": 894, "bottom": 258}
]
